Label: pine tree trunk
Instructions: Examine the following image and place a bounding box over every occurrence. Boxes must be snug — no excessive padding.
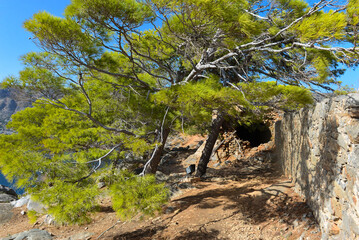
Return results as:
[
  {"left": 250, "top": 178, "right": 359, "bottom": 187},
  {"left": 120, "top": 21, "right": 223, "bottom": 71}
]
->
[
  {"left": 195, "top": 111, "right": 224, "bottom": 177},
  {"left": 144, "top": 127, "right": 170, "bottom": 174}
]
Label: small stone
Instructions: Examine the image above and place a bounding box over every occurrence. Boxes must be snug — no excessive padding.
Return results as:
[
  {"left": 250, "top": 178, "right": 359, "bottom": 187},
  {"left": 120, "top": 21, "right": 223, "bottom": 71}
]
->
[
  {"left": 44, "top": 214, "right": 56, "bottom": 225},
  {"left": 178, "top": 182, "right": 194, "bottom": 189},
  {"left": 348, "top": 106, "right": 359, "bottom": 119},
  {"left": 293, "top": 219, "right": 299, "bottom": 228},
  {"left": 213, "top": 163, "right": 221, "bottom": 168},
  {"left": 329, "top": 223, "right": 340, "bottom": 236},
  {"left": 21, "top": 210, "right": 26, "bottom": 215},
  {"left": 189, "top": 177, "right": 201, "bottom": 183},
  {"left": 97, "top": 182, "right": 106, "bottom": 189},
  {"left": 165, "top": 206, "right": 175, "bottom": 214},
  {"left": 185, "top": 164, "right": 195, "bottom": 175},
  {"left": 155, "top": 171, "right": 168, "bottom": 181},
  {"left": 68, "top": 232, "right": 94, "bottom": 240}
]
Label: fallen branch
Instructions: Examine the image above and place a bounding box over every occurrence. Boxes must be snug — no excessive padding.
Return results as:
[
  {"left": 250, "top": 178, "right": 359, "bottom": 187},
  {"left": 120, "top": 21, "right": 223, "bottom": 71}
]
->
[
  {"left": 234, "top": 138, "right": 243, "bottom": 159},
  {"left": 96, "top": 220, "right": 125, "bottom": 239}
]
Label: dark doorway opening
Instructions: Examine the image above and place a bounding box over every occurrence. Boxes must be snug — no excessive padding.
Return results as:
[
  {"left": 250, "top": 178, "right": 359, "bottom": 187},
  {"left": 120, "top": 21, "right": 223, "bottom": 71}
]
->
[{"left": 236, "top": 122, "right": 272, "bottom": 147}]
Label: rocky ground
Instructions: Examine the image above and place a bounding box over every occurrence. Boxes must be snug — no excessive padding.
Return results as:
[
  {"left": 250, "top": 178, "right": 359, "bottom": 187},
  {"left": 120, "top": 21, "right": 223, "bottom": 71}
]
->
[{"left": 0, "top": 134, "right": 321, "bottom": 239}]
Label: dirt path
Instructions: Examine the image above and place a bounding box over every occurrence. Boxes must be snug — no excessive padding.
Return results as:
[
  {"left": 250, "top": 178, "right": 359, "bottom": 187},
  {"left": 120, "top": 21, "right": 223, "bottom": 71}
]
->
[
  {"left": 99, "top": 169, "right": 321, "bottom": 240},
  {"left": 0, "top": 135, "right": 321, "bottom": 239},
  {"left": 0, "top": 169, "right": 321, "bottom": 240}
]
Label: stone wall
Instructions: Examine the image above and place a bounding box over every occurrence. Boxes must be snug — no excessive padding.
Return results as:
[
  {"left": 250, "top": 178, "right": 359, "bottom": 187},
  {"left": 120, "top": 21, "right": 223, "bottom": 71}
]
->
[{"left": 274, "top": 93, "right": 359, "bottom": 239}]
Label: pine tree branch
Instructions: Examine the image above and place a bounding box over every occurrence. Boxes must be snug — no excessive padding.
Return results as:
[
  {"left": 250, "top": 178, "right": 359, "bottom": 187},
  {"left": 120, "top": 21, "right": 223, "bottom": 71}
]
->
[
  {"left": 38, "top": 99, "right": 137, "bottom": 136},
  {"left": 67, "top": 143, "right": 123, "bottom": 183}
]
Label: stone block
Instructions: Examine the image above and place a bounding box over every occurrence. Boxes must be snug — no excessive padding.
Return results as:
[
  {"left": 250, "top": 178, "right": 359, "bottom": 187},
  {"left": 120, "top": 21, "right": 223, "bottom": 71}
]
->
[
  {"left": 348, "top": 106, "right": 359, "bottom": 119},
  {"left": 27, "top": 198, "right": 46, "bottom": 214},
  {"left": 11, "top": 195, "right": 30, "bottom": 208},
  {"left": 0, "top": 193, "right": 17, "bottom": 203},
  {"left": 331, "top": 197, "right": 342, "bottom": 219},
  {"left": 348, "top": 145, "right": 359, "bottom": 168},
  {"left": 337, "top": 134, "right": 350, "bottom": 151},
  {"left": 3, "top": 229, "right": 52, "bottom": 240},
  {"left": 345, "top": 123, "right": 359, "bottom": 144},
  {"left": 329, "top": 223, "right": 340, "bottom": 236},
  {"left": 0, "top": 185, "right": 17, "bottom": 198},
  {"left": 333, "top": 181, "right": 347, "bottom": 200},
  {"left": 67, "top": 232, "right": 94, "bottom": 240},
  {"left": 342, "top": 211, "right": 359, "bottom": 236},
  {"left": 185, "top": 164, "right": 195, "bottom": 175},
  {"left": 0, "top": 203, "right": 13, "bottom": 224}
]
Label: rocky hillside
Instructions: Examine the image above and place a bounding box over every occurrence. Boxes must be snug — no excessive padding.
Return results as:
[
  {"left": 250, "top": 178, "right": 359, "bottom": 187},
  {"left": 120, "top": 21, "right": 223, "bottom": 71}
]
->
[
  {"left": 0, "top": 88, "right": 32, "bottom": 134},
  {"left": 0, "top": 134, "right": 321, "bottom": 239}
]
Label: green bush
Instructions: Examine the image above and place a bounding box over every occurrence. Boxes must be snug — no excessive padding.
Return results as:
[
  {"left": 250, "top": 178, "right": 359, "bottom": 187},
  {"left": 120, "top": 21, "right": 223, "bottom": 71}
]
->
[
  {"left": 110, "top": 171, "right": 169, "bottom": 220},
  {"left": 31, "top": 180, "right": 99, "bottom": 225}
]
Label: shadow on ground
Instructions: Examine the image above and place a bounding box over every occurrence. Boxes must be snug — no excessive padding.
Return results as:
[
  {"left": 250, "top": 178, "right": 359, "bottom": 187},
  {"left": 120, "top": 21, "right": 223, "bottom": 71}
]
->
[
  {"left": 113, "top": 225, "right": 166, "bottom": 240},
  {"left": 109, "top": 142, "right": 319, "bottom": 240}
]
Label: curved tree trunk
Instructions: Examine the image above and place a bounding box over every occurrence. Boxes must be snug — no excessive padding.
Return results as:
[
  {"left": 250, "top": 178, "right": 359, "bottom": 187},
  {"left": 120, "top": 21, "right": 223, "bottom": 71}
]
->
[
  {"left": 195, "top": 111, "right": 224, "bottom": 177},
  {"left": 143, "top": 127, "right": 170, "bottom": 174}
]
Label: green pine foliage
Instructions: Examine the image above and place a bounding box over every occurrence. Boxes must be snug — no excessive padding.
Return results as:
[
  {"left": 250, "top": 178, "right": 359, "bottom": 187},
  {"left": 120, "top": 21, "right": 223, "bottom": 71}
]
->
[
  {"left": 27, "top": 210, "right": 39, "bottom": 224},
  {"left": 294, "top": 11, "right": 347, "bottom": 41},
  {"left": 154, "top": 78, "right": 313, "bottom": 132},
  {"left": 31, "top": 180, "right": 99, "bottom": 225},
  {"left": 110, "top": 171, "right": 169, "bottom": 220},
  {"left": 0, "top": 95, "right": 168, "bottom": 224},
  {"left": 238, "top": 81, "right": 314, "bottom": 110}
]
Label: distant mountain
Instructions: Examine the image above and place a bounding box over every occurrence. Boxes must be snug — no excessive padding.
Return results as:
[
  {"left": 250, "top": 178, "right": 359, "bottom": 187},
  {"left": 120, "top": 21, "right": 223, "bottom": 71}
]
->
[
  {"left": 0, "top": 88, "right": 32, "bottom": 192},
  {"left": 0, "top": 88, "right": 32, "bottom": 134}
]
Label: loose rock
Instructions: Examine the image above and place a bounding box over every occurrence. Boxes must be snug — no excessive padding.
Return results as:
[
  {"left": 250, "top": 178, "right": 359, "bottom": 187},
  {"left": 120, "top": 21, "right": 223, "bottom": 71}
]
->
[
  {"left": 0, "top": 185, "right": 17, "bottom": 198},
  {"left": 11, "top": 195, "right": 30, "bottom": 208},
  {"left": 27, "top": 198, "right": 46, "bottom": 213},
  {"left": 2, "top": 229, "right": 52, "bottom": 240}
]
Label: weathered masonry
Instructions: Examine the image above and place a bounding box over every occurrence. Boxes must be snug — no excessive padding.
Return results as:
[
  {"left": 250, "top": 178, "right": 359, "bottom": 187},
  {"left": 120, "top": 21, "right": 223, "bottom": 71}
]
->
[{"left": 274, "top": 93, "right": 359, "bottom": 239}]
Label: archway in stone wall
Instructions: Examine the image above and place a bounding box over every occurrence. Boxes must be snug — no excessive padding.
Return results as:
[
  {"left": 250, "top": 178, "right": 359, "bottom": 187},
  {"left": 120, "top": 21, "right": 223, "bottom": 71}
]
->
[{"left": 235, "top": 122, "right": 272, "bottom": 147}]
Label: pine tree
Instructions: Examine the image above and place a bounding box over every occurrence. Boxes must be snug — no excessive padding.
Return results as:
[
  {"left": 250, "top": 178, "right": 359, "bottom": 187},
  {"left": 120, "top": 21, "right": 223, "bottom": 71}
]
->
[{"left": 1, "top": 0, "right": 359, "bottom": 223}]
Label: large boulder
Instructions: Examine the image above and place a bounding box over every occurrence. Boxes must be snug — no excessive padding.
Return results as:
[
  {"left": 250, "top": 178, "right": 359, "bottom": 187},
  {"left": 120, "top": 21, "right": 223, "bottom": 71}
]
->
[
  {"left": 2, "top": 229, "right": 52, "bottom": 240},
  {"left": 27, "top": 198, "right": 46, "bottom": 214},
  {"left": 0, "top": 194, "right": 17, "bottom": 203},
  {"left": 0, "top": 185, "right": 17, "bottom": 203},
  {"left": 0, "top": 185, "right": 17, "bottom": 198},
  {"left": 66, "top": 232, "right": 94, "bottom": 240},
  {"left": 11, "top": 195, "right": 30, "bottom": 208},
  {"left": 0, "top": 203, "right": 13, "bottom": 225}
]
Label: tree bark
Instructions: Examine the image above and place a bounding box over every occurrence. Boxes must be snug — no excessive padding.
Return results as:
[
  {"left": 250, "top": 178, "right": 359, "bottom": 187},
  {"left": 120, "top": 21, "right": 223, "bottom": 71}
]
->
[
  {"left": 195, "top": 111, "right": 225, "bottom": 177},
  {"left": 143, "top": 127, "right": 170, "bottom": 174}
]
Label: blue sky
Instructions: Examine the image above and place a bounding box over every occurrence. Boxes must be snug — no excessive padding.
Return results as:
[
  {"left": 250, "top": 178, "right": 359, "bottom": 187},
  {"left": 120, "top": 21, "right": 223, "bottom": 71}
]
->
[
  {"left": 0, "top": 0, "right": 358, "bottom": 90},
  {"left": 0, "top": 0, "right": 70, "bottom": 80}
]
